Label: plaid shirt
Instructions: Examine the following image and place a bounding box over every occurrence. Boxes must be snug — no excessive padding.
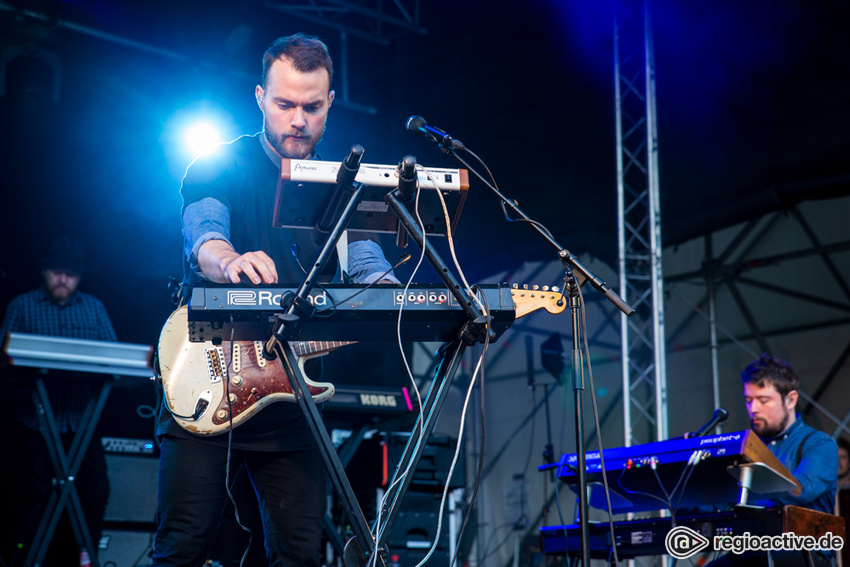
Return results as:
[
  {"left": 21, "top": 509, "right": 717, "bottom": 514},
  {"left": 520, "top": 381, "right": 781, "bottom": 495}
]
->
[{"left": 1, "top": 286, "right": 117, "bottom": 432}]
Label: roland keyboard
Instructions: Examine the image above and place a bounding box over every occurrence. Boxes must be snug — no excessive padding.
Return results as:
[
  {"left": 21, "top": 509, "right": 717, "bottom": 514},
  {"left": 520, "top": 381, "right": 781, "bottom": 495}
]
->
[{"left": 187, "top": 283, "right": 522, "bottom": 343}]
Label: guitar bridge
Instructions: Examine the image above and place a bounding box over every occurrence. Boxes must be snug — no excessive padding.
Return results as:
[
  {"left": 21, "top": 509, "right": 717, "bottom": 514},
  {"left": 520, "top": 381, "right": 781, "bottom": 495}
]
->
[{"left": 204, "top": 346, "right": 226, "bottom": 383}]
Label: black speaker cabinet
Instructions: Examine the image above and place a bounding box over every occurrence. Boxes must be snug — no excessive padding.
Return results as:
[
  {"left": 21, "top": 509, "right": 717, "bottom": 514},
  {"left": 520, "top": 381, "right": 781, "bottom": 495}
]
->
[
  {"left": 104, "top": 453, "right": 159, "bottom": 525},
  {"left": 388, "top": 492, "right": 451, "bottom": 553},
  {"left": 385, "top": 433, "right": 464, "bottom": 492}
]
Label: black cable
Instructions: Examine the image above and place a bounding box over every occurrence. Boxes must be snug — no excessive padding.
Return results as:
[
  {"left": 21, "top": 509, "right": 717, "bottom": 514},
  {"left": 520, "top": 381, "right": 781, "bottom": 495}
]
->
[
  {"left": 289, "top": 244, "right": 339, "bottom": 316},
  {"left": 576, "top": 280, "right": 620, "bottom": 565},
  {"left": 315, "top": 253, "right": 411, "bottom": 315},
  {"left": 453, "top": 147, "right": 555, "bottom": 240},
  {"left": 615, "top": 468, "right": 670, "bottom": 509},
  {"left": 673, "top": 457, "right": 701, "bottom": 513},
  {"left": 224, "top": 320, "right": 254, "bottom": 567},
  {"left": 651, "top": 462, "right": 674, "bottom": 504}
]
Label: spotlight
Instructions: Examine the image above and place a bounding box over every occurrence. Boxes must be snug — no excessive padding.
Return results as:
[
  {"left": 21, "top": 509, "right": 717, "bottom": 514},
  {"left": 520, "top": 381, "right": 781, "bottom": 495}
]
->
[{"left": 183, "top": 121, "right": 224, "bottom": 157}]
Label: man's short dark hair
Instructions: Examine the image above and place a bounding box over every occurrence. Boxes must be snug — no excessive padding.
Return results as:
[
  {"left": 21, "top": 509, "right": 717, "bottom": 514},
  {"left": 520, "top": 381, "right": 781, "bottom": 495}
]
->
[
  {"left": 261, "top": 33, "right": 333, "bottom": 87},
  {"left": 741, "top": 353, "right": 799, "bottom": 400},
  {"left": 838, "top": 437, "right": 850, "bottom": 455}
]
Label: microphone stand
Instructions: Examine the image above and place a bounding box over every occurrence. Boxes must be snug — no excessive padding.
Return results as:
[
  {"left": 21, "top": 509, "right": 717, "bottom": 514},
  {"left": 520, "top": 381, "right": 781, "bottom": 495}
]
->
[
  {"left": 263, "top": 146, "right": 385, "bottom": 566},
  {"left": 441, "top": 148, "right": 635, "bottom": 567}
]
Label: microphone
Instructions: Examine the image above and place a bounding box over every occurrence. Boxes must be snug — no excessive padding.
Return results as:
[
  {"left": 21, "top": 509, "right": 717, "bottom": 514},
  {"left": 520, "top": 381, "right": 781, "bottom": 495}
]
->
[
  {"left": 405, "top": 115, "right": 464, "bottom": 153},
  {"left": 313, "top": 144, "right": 364, "bottom": 245},
  {"left": 692, "top": 407, "right": 729, "bottom": 438}
]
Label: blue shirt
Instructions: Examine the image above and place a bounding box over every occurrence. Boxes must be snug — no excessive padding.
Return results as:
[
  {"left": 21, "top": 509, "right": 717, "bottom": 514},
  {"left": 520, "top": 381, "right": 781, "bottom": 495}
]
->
[
  {"left": 754, "top": 416, "right": 838, "bottom": 515},
  {"left": 1, "top": 286, "right": 117, "bottom": 432},
  {"left": 1, "top": 287, "right": 117, "bottom": 342}
]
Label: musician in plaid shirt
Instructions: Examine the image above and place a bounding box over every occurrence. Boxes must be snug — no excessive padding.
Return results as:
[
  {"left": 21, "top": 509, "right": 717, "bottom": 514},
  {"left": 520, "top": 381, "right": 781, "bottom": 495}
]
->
[{"left": 1, "top": 236, "right": 117, "bottom": 567}]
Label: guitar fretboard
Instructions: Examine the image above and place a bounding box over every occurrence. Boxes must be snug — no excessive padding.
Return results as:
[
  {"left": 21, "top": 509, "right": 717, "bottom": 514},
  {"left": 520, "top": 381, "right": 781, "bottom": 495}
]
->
[{"left": 289, "top": 340, "right": 357, "bottom": 357}]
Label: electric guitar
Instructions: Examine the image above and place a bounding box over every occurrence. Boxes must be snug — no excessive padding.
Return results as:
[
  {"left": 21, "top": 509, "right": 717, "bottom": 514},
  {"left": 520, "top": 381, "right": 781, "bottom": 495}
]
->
[{"left": 157, "top": 286, "right": 565, "bottom": 435}]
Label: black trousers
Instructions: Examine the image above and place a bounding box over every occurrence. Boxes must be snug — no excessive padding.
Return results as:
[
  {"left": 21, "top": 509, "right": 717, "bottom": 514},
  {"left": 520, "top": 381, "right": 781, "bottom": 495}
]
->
[{"left": 152, "top": 434, "right": 326, "bottom": 567}]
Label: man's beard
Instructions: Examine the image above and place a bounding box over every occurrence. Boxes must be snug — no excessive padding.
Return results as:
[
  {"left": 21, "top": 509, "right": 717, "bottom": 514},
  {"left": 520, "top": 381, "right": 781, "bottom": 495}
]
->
[
  {"left": 751, "top": 410, "right": 791, "bottom": 438},
  {"left": 48, "top": 284, "right": 73, "bottom": 303},
  {"left": 265, "top": 117, "right": 327, "bottom": 159}
]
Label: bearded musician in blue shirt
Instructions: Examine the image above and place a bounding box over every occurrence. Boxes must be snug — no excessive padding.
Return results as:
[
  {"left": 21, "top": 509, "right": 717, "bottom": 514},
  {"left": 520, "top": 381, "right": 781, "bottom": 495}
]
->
[{"left": 707, "top": 354, "right": 838, "bottom": 566}]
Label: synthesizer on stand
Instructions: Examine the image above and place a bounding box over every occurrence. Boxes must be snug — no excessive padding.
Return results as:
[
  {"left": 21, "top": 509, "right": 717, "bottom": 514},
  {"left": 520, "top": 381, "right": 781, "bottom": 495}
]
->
[
  {"left": 540, "top": 430, "right": 800, "bottom": 513},
  {"left": 187, "top": 283, "right": 520, "bottom": 344},
  {"left": 3, "top": 332, "right": 154, "bottom": 377},
  {"left": 324, "top": 385, "right": 413, "bottom": 415},
  {"left": 274, "top": 158, "right": 469, "bottom": 238}
]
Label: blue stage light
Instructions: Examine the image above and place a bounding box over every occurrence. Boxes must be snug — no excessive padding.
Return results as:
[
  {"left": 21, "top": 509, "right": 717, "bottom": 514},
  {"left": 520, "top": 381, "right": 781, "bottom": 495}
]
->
[{"left": 183, "top": 120, "right": 224, "bottom": 157}]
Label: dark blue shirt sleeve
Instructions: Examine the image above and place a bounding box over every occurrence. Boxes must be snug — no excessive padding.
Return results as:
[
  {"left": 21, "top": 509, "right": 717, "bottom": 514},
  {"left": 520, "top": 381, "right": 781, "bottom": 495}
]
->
[{"left": 784, "top": 433, "right": 838, "bottom": 507}]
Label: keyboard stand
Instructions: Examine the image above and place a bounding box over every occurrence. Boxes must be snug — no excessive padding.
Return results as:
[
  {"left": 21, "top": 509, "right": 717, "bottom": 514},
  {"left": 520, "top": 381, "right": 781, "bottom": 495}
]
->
[
  {"left": 24, "top": 373, "right": 113, "bottom": 567},
  {"left": 2, "top": 333, "right": 153, "bottom": 567}
]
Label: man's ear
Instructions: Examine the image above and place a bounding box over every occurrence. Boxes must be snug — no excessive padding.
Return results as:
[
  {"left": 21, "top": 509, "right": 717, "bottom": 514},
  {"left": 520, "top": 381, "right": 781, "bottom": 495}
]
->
[
  {"left": 785, "top": 389, "right": 798, "bottom": 410},
  {"left": 255, "top": 85, "right": 265, "bottom": 110},
  {"left": 328, "top": 90, "right": 335, "bottom": 108}
]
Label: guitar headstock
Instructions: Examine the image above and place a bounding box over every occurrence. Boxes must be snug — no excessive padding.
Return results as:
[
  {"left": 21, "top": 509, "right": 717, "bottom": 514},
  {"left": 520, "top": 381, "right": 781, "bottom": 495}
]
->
[{"left": 510, "top": 284, "right": 567, "bottom": 319}]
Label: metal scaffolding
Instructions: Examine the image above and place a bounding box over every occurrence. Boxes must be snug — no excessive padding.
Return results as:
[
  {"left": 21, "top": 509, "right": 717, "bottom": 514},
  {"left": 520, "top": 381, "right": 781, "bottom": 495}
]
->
[
  {"left": 664, "top": 203, "right": 850, "bottom": 438},
  {"left": 614, "top": 0, "right": 668, "bottom": 446}
]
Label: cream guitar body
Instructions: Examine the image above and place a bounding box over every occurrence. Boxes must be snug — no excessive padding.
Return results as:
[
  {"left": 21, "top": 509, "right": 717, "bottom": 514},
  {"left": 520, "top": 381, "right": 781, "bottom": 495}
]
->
[{"left": 158, "top": 306, "right": 350, "bottom": 436}]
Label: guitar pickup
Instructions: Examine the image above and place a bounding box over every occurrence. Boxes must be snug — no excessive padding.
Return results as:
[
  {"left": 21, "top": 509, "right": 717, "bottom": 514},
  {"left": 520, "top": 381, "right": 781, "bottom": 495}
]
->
[
  {"left": 254, "top": 342, "right": 267, "bottom": 368},
  {"left": 232, "top": 342, "right": 242, "bottom": 374}
]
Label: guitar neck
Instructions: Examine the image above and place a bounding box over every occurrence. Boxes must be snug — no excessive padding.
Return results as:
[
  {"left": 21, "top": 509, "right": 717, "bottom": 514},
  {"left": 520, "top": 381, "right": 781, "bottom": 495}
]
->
[{"left": 289, "top": 340, "right": 357, "bottom": 357}]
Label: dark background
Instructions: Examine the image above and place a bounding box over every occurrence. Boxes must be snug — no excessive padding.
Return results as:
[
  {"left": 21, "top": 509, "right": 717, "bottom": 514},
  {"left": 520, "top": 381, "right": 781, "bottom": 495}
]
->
[{"left": 1, "top": 0, "right": 848, "bottom": 438}]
